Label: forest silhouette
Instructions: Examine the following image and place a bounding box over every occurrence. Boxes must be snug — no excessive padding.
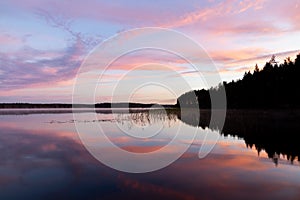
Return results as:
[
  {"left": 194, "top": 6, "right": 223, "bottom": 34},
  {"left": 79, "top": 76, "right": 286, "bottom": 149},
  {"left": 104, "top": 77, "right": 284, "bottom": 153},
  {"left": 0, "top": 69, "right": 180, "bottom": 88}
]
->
[{"left": 177, "top": 53, "right": 300, "bottom": 109}]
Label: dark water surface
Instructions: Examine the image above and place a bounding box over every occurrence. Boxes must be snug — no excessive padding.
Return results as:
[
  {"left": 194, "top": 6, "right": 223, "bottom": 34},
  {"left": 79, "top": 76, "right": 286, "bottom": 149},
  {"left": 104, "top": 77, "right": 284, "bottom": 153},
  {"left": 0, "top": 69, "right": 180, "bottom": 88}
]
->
[{"left": 0, "top": 109, "right": 300, "bottom": 200}]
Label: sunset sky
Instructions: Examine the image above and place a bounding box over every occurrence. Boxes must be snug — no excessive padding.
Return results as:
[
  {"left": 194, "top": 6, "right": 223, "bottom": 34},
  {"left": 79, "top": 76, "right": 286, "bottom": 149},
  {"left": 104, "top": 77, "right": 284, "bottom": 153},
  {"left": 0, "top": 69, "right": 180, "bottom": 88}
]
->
[{"left": 1, "top": 0, "right": 299, "bottom": 103}]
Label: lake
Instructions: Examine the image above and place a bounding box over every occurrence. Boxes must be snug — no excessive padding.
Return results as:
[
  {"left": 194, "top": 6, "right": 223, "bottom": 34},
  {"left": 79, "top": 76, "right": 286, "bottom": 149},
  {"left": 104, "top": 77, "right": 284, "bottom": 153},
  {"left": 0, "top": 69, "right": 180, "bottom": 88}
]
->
[{"left": 0, "top": 108, "right": 300, "bottom": 200}]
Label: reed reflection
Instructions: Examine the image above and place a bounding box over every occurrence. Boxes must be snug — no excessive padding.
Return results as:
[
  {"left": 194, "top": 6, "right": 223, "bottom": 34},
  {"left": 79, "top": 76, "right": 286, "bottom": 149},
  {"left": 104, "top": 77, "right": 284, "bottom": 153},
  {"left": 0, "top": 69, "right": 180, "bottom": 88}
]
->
[
  {"left": 115, "top": 109, "right": 178, "bottom": 128},
  {"left": 120, "top": 109, "right": 300, "bottom": 165}
]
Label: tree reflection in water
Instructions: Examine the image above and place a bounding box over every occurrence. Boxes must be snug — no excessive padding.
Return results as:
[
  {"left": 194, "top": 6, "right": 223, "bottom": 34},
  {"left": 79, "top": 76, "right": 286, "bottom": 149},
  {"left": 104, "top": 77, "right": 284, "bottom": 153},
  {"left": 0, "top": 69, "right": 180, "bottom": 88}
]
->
[{"left": 120, "top": 108, "right": 300, "bottom": 165}]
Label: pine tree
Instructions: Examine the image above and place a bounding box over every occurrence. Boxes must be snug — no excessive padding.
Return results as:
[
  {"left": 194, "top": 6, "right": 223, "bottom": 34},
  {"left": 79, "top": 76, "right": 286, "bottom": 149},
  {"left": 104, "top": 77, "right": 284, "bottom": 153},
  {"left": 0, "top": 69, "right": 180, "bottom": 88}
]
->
[{"left": 254, "top": 64, "right": 259, "bottom": 73}]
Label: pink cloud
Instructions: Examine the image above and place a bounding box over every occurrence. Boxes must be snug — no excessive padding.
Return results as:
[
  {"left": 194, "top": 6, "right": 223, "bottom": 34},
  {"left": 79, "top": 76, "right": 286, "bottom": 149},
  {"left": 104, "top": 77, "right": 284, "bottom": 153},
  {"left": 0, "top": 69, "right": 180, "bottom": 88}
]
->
[
  {"left": 0, "top": 33, "right": 24, "bottom": 52},
  {"left": 158, "top": 0, "right": 299, "bottom": 38},
  {"left": 161, "top": 0, "right": 267, "bottom": 28},
  {"left": 106, "top": 51, "right": 188, "bottom": 71},
  {"left": 0, "top": 34, "right": 22, "bottom": 45}
]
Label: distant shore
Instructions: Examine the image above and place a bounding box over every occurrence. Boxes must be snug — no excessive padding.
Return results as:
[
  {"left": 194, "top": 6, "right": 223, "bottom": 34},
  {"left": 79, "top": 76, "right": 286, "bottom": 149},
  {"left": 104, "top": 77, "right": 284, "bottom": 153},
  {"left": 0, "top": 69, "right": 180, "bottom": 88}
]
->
[
  {"left": 1, "top": 103, "right": 300, "bottom": 111},
  {"left": 0, "top": 103, "right": 177, "bottom": 109}
]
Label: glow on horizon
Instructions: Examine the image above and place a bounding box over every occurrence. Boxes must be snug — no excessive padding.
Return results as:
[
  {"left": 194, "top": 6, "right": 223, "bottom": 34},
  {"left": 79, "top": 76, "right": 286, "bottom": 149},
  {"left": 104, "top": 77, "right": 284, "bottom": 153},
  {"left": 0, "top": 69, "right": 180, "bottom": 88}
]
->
[{"left": 0, "top": 0, "right": 299, "bottom": 103}]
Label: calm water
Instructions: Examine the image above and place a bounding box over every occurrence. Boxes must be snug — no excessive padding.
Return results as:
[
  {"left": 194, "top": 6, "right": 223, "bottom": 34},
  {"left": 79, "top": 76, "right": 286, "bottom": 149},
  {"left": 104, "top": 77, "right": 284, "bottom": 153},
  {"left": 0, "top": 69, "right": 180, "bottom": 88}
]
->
[{"left": 0, "top": 109, "right": 300, "bottom": 200}]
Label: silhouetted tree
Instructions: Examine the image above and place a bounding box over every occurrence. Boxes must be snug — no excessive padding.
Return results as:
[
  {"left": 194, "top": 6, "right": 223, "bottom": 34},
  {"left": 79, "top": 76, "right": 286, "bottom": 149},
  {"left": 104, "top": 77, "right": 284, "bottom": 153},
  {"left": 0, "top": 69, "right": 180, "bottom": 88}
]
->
[
  {"left": 269, "top": 54, "right": 278, "bottom": 65},
  {"left": 177, "top": 53, "right": 300, "bottom": 109},
  {"left": 295, "top": 53, "right": 300, "bottom": 66},
  {"left": 254, "top": 64, "right": 259, "bottom": 73}
]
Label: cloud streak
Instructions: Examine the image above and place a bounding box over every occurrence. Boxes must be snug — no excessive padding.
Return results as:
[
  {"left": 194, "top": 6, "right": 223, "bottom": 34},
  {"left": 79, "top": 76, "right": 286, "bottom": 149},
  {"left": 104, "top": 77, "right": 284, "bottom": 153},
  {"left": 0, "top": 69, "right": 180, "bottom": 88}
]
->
[{"left": 1, "top": 0, "right": 299, "bottom": 102}]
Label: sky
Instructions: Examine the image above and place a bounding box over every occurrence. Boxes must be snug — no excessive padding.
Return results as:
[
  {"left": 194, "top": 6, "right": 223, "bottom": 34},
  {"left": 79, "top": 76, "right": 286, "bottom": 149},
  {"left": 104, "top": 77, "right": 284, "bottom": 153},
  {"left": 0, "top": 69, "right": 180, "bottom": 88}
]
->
[{"left": 0, "top": 0, "right": 299, "bottom": 103}]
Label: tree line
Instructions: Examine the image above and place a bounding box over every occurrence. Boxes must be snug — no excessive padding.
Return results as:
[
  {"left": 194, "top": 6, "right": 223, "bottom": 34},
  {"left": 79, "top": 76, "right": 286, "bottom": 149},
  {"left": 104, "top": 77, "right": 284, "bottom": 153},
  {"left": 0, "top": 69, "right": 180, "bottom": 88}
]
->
[{"left": 177, "top": 53, "right": 300, "bottom": 109}]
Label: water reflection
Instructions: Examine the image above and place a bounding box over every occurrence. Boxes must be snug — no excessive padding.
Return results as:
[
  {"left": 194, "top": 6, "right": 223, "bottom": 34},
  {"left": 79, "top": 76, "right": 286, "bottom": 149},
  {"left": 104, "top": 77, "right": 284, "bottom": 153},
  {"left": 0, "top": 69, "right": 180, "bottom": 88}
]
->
[
  {"left": 1, "top": 109, "right": 300, "bottom": 199},
  {"left": 118, "top": 109, "right": 300, "bottom": 164},
  {"left": 8, "top": 108, "right": 299, "bottom": 164},
  {"left": 177, "top": 109, "right": 300, "bottom": 164},
  {"left": 116, "top": 109, "right": 178, "bottom": 128},
  {"left": 3, "top": 108, "right": 300, "bottom": 165}
]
